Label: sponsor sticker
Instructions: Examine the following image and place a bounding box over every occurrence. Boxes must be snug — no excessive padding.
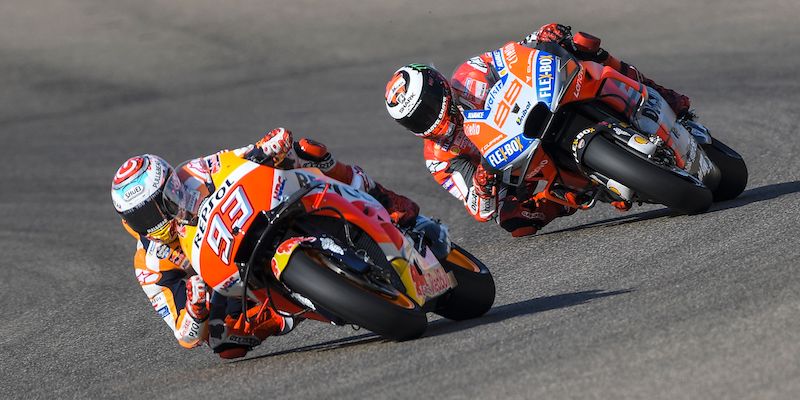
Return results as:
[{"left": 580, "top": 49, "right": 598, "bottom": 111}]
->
[
  {"left": 272, "top": 175, "right": 286, "bottom": 200},
  {"left": 122, "top": 184, "right": 145, "bottom": 201},
  {"left": 426, "top": 160, "right": 448, "bottom": 173},
  {"left": 536, "top": 52, "right": 556, "bottom": 103},
  {"left": 491, "top": 49, "right": 506, "bottom": 73},
  {"left": 136, "top": 269, "right": 161, "bottom": 285},
  {"left": 515, "top": 101, "right": 532, "bottom": 125},
  {"left": 464, "top": 123, "right": 481, "bottom": 137},
  {"left": 466, "top": 56, "right": 488, "bottom": 73},
  {"left": 320, "top": 237, "right": 344, "bottom": 255},
  {"left": 204, "top": 154, "right": 221, "bottom": 174},
  {"left": 503, "top": 42, "right": 519, "bottom": 66},
  {"left": 156, "top": 305, "right": 170, "bottom": 318},
  {"left": 464, "top": 110, "right": 489, "bottom": 120},
  {"left": 486, "top": 136, "right": 532, "bottom": 169},
  {"left": 442, "top": 178, "right": 455, "bottom": 191}
]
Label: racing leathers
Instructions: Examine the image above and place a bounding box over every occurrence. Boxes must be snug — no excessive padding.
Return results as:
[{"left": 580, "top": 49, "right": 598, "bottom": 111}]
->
[
  {"left": 125, "top": 128, "right": 420, "bottom": 358},
  {"left": 427, "top": 23, "right": 692, "bottom": 237}
]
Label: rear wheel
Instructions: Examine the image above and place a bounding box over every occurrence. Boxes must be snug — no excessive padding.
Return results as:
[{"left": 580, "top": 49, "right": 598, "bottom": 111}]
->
[
  {"left": 702, "top": 138, "right": 748, "bottom": 201},
  {"left": 582, "top": 135, "right": 713, "bottom": 214},
  {"left": 281, "top": 249, "right": 428, "bottom": 341},
  {"left": 435, "top": 243, "right": 495, "bottom": 321}
]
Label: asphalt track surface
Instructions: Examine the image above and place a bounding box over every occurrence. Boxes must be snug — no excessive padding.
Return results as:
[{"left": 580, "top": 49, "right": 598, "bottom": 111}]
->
[{"left": 2, "top": 1, "right": 799, "bottom": 398}]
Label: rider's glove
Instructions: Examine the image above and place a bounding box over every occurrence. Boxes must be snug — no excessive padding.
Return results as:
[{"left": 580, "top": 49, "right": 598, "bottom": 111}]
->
[
  {"left": 535, "top": 23, "right": 572, "bottom": 44},
  {"left": 256, "top": 127, "right": 294, "bottom": 165},
  {"left": 369, "top": 183, "right": 420, "bottom": 228},
  {"left": 472, "top": 164, "right": 497, "bottom": 199},
  {"left": 185, "top": 275, "right": 209, "bottom": 321}
]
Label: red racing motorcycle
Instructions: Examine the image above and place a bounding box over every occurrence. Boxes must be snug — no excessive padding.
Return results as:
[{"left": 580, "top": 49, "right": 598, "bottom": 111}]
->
[{"left": 463, "top": 37, "right": 747, "bottom": 214}]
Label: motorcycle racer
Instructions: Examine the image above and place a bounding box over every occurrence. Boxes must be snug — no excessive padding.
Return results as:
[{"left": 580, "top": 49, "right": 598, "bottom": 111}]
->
[
  {"left": 385, "top": 23, "right": 692, "bottom": 237},
  {"left": 111, "top": 128, "right": 420, "bottom": 359}
]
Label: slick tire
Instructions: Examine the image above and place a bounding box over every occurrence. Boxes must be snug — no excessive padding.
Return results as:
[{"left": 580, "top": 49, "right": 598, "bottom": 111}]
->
[
  {"left": 281, "top": 249, "right": 428, "bottom": 341},
  {"left": 582, "top": 135, "right": 713, "bottom": 214},
  {"left": 435, "top": 243, "right": 495, "bottom": 321},
  {"left": 702, "top": 138, "right": 748, "bottom": 202}
]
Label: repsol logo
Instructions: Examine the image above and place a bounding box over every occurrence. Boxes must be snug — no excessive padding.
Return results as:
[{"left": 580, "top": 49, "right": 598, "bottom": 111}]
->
[{"left": 193, "top": 178, "right": 234, "bottom": 248}]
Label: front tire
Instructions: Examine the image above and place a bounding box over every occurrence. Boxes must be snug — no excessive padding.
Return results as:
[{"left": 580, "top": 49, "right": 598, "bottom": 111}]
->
[
  {"left": 702, "top": 138, "right": 748, "bottom": 201},
  {"left": 582, "top": 135, "right": 713, "bottom": 214},
  {"left": 281, "top": 249, "right": 428, "bottom": 341},
  {"left": 435, "top": 244, "right": 495, "bottom": 321}
]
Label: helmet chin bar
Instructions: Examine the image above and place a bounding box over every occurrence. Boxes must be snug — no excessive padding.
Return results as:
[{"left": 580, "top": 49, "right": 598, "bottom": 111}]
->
[{"left": 146, "top": 219, "right": 176, "bottom": 243}]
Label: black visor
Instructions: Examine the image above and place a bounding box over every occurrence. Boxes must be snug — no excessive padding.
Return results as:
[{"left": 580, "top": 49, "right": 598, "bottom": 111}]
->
[{"left": 121, "top": 189, "right": 169, "bottom": 235}]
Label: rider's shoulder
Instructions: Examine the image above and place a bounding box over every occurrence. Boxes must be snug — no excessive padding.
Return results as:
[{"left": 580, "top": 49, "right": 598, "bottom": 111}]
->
[{"left": 423, "top": 133, "right": 474, "bottom": 161}]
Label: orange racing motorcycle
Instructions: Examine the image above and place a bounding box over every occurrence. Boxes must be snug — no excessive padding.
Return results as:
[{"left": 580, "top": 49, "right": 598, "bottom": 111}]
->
[
  {"left": 464, "top": 37, "right": 747, "bottom": 214},
  {"left": 170, "top": 151, "right": 495, "bottom": 341}
]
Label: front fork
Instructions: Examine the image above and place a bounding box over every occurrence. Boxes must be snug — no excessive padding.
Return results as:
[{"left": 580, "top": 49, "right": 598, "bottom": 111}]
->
[{"left": 405, "top": 215, "right": 452, "bottom": 262}]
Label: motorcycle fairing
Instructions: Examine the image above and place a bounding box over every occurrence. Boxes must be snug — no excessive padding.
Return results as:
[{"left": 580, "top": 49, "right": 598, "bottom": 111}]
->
[
  {"left": 463, "top": 42, "right": 572, "bottom": 172},
  {"left": 179, "top": 151, "right": 456, "bottom": 308}
]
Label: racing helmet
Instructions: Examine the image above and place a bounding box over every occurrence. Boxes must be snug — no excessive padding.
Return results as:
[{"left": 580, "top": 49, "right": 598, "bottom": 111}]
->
[
  {"left": 385, "top": 64, "right": 462, "bottom": 138},
  {"left": 111, "top": 154, "right": 176, "bottom": 242}
]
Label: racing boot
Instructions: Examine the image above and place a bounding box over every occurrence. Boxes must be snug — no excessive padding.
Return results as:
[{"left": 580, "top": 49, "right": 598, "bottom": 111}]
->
[
  {"left": 209, "top": 296, "right": 299, "bottom": 359},
  {"left": 498, "top": 196, "right": 572, "bottom": 237}
]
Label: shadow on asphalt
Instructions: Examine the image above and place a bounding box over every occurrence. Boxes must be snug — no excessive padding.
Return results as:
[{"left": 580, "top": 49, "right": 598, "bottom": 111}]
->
[
  {"left": 423, "top": 289, "right": 632, "bottom": 338},
  {"left": 232, "top": 332, "right": 384, "bottom": 363},
  {"left": 235, "top": 289, "right": 631, "bottom": 362},
  {"left": 541, "top": 181, "right": 800, "bottom": 236}
]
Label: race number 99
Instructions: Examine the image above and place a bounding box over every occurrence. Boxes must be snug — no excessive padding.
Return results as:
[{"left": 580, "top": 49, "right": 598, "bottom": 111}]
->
[{"left": 493, "top": 79, "right": 523, "bottom": 127}]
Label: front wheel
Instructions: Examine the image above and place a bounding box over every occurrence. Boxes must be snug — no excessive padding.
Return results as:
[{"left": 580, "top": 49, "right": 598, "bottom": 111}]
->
[
  {"left": 582, "top": 135, "right": 713, "bottom": 214},
  {"left": 702, "top": 138, "right": 748, "bottom": 202},
  {"left": 435, "top": 243, "right": 495, "bottom": 321},
  {"left": 281, "top": 249, "right": 428, "bottom": 341}
]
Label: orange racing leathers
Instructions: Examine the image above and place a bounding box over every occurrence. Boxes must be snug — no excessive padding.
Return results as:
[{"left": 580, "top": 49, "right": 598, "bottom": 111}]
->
[
  {"left": 125, "top": 132, "right": 419, "bottom": 356},
  {"left": 127, "top": 222, "right": 207, "bottom": 349}
]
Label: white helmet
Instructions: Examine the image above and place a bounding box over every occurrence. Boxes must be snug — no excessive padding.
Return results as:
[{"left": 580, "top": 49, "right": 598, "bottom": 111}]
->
[{"left": 111, "top": 154, "right": 175, "bottom": 241}]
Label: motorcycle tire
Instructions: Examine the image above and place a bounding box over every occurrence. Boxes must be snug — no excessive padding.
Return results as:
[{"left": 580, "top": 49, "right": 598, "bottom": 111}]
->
[
  {"left": 281, "top": 248, "right": 428, "bottom": 341},
  {"left": 582, "top": 135, "right": 713, "bottom": 214},
  {"left": 435, "top": 243, "right": 495, "bottom": 321},
  {"left": 701, "top": 138, "right": 748, "bottom": 202}
]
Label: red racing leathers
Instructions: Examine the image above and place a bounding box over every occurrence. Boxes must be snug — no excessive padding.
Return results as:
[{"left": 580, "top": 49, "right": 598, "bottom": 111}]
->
[
  {"left": 425, "top": 23, "right": 691, "bottom": 237},
  {"left": 126, "top": 131, "right": 419, "bottom": 358}
]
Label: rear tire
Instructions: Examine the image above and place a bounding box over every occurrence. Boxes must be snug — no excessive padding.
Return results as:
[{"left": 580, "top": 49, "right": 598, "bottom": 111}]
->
[
  {"left": 281, "top": 249, "right": 428, "bottom": 341},
  {"left": 582, "top": 135, "right": 713, "bottom": 214},
  {"left": 435, "top": 244, "right": 495, "bottom": 321},
  {"left": 702, "top": 138, "right": 748, "bottom": 201}
]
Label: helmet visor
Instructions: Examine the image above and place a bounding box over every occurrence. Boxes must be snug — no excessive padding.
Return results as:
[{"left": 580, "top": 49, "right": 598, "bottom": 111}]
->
[
  {"left": 399, "top": 83, "right": 451, "bottom": 136},
  {"left": 162, "top": 167, "right": 202, "bottom": 226},
  {"left": 121, "top": 190, "right": 170, "bottom": 237}
]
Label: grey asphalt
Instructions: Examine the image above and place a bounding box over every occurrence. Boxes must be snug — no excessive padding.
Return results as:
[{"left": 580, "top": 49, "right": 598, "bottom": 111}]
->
[{"left": 1, "top": 0, "right": 799, "bottom": 399}]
